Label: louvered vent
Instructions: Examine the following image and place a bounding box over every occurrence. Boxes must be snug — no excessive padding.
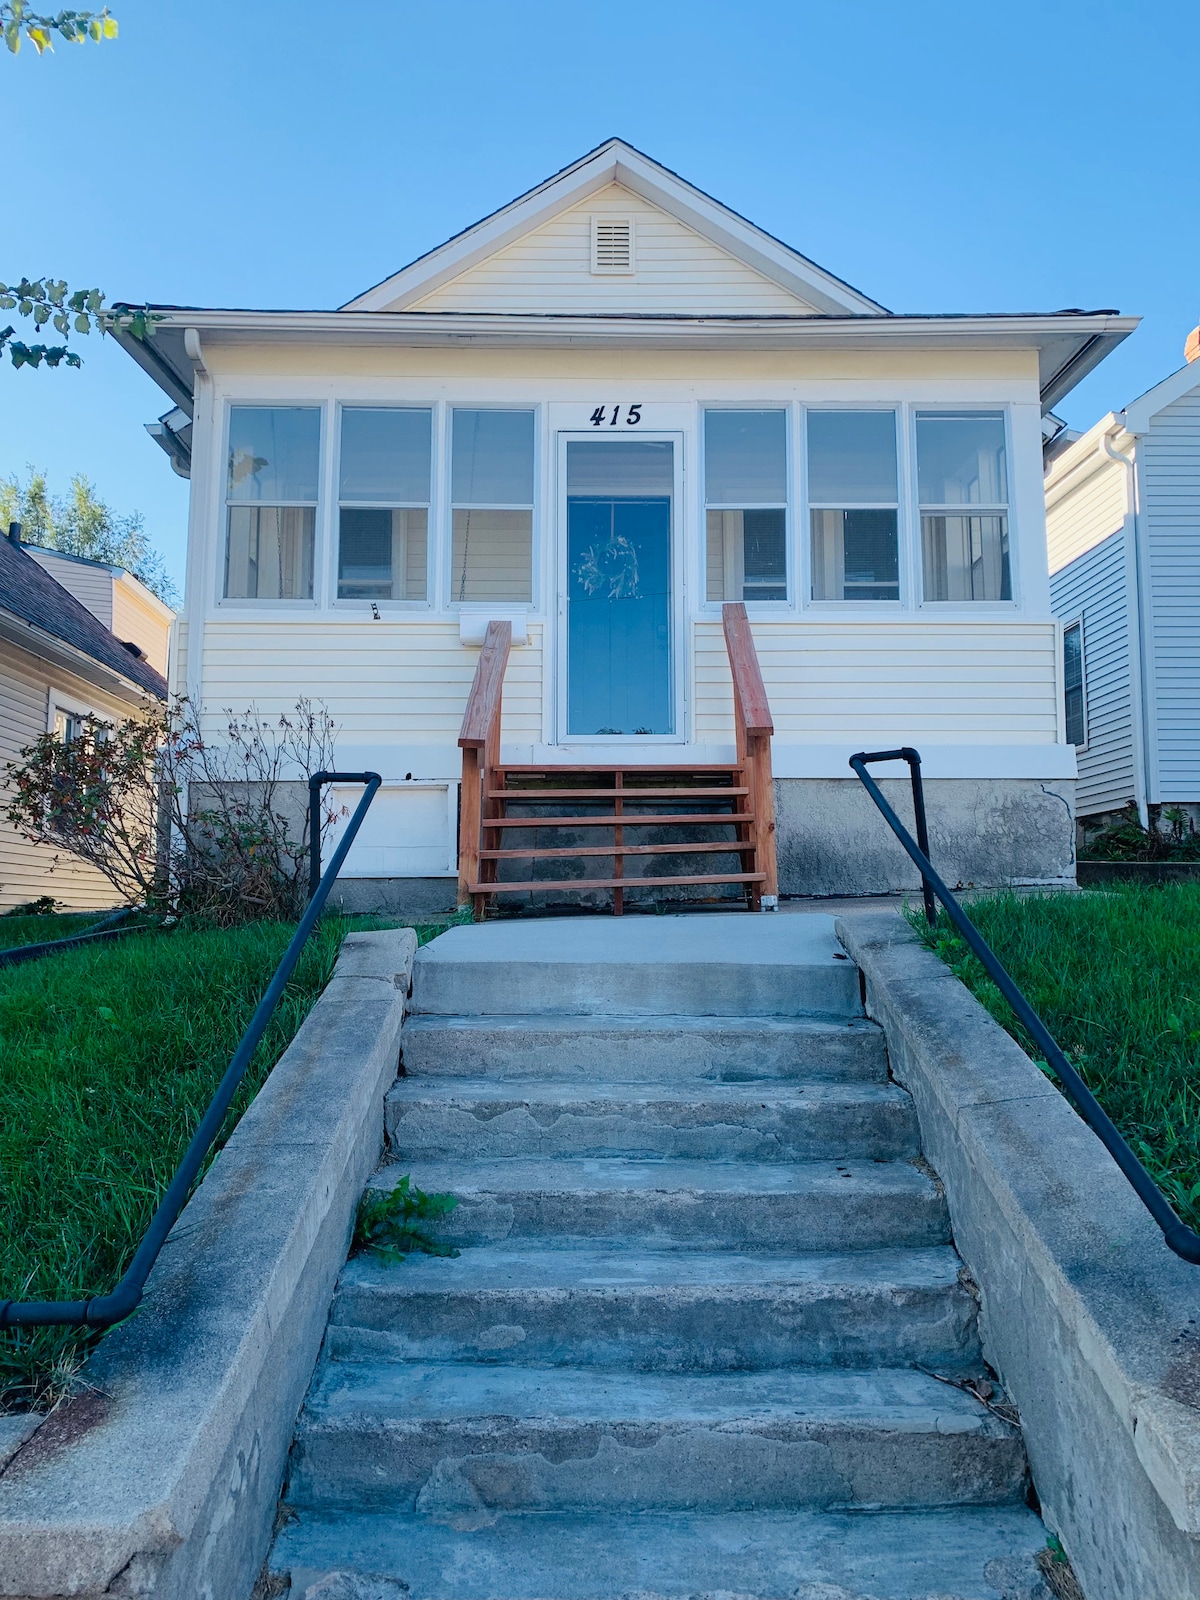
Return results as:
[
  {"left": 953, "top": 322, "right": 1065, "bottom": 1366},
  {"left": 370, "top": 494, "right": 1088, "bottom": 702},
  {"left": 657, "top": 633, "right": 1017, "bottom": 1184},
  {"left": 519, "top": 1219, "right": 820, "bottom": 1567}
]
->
[{"left": 591, "top": 217, "right": 634, "bottom": 274}]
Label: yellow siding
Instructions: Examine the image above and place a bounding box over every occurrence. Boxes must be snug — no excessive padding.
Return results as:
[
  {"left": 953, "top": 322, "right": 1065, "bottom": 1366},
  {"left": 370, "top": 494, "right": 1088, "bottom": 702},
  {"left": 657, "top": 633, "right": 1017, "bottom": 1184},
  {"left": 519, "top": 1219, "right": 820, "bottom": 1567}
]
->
[
  {"left": 407, "top": 185, "right": 812, "bottom": 316},
  {"left": 1046, "top": 452, "right": 1128, "bottom": 575},
  {"left": 0, "top": 639, "right": 136, "bottom": 912},
  {"left": 198, "top": 619, "right": 544, "bottom": 745},
  {"left": 111, "top": 580, "right": 172, "bottom": 677},
  {"left": 693, "top": 620, "right": 1061, "bottom": 744}
]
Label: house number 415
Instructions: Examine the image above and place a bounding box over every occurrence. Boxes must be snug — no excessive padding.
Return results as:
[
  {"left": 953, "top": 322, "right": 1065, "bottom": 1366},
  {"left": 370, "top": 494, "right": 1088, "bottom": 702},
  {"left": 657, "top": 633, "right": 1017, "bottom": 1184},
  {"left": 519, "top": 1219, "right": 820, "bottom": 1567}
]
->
[{"left": 589, "top": 404, "right": 642, "bottom": 427}]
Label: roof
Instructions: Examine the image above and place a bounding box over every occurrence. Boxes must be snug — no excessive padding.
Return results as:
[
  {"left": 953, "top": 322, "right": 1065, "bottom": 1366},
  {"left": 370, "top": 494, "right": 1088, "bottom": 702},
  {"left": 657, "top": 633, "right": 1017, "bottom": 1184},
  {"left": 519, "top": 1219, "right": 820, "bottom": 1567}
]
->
[
  {"left": 108, "top": 139, "right": 1138, "bottom": 427},
  {"left": 0, "top": 534, "right": 167, "bottom": 700}
]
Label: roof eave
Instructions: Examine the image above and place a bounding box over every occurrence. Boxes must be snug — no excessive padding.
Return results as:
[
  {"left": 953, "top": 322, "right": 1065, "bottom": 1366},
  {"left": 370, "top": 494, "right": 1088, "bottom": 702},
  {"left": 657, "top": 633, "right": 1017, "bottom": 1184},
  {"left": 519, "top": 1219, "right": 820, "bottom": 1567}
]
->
[{"left": 0, "top": 608, "right": 166, "bottom": 705}]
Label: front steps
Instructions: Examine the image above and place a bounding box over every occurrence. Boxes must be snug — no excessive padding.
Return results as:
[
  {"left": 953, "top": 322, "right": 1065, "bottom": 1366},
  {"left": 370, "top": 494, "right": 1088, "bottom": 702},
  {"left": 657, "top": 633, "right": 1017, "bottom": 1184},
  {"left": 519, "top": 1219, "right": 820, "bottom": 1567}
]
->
[{"left": 269, "top": 915, "right": 1049, "bottom": 1600}]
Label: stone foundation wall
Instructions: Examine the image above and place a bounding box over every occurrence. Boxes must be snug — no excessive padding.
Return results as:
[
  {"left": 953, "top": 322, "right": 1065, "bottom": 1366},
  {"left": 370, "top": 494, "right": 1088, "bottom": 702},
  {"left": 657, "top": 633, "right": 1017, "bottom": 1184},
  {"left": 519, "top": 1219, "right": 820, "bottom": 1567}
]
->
[{"left": 776, "top": 776, "right": 1076, "bottom": 896}]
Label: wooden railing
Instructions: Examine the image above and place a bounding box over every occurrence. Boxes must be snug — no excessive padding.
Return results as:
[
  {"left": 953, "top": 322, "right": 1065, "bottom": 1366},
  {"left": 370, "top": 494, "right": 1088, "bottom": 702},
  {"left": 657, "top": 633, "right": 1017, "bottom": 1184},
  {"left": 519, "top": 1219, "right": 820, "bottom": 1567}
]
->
[
  {"left": 457, "top": 619, "right": 512, "bottom": 906},
  {"left": 722, "top": 602, "right": 778, "bottom": 909}
]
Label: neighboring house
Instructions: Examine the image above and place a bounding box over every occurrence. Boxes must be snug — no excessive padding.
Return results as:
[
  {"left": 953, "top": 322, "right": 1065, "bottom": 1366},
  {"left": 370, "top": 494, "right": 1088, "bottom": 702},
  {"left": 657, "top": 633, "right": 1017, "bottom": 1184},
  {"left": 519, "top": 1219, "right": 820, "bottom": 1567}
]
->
[
  {"left": 1045, "top": 331, "right": 1200, "bottom": 828},
  {"left": 0, "top": 527, "right": 169, "bottom": 911},
  {"left": 21, "top": 544, "right": 173, "bottom": 679},
  {"left": 113, "top": 139, "right": 1135, "bottom": 904}
]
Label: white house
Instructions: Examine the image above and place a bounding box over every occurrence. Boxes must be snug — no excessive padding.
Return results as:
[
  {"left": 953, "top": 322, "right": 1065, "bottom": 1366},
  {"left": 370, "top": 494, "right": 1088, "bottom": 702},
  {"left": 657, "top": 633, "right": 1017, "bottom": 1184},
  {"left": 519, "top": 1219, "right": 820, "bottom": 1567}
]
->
[
  {"left": 1045, "top": 330, "right": 1200, "bottom": 829},
  {"left": 115, "top": 140, "right": 1134, "bottom": 911}
]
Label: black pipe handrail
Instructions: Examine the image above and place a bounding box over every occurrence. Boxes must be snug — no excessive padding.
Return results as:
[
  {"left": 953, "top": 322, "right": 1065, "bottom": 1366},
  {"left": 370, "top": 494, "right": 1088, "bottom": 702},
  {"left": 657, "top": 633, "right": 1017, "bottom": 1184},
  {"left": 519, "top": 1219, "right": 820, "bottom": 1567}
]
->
[
  {"left": 850, "top": 747, "right": 1200, "bottom": 1265},
  {"left": 0, "top": 905, "right": 142, "bottom": 970},
  {"left": 309, "top": 770, "right": 381, "bottom": 900},
  {"left": 0, "top": 771, "right": 382, "bottom": 1331}
]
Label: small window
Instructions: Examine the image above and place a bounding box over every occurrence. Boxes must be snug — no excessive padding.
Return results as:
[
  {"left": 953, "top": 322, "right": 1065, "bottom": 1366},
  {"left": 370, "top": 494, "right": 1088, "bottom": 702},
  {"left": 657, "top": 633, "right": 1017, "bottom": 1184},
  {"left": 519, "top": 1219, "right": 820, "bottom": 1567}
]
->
[
  {"left": 918, "top": 412, "right": 1010, "bottom": 602},
  {"left": 338, "top": 409, "right": 431, "bottom": 601},
  {"left": 592, "top": 216, "right": 634, "bottom": 274},
  {"left": 224, "top": 407, "right": 320, "bottom": 600},
  {"left": 1064, "top": 621, "right": 1086, "bottom": 747},
  {"left": 808, "top": 411, "right": 899, "bottom": 601},
  {"left": 451, "top": 409, "right": 535, "bottom": 602},
  {"left": 53, "top": 709, "right": 86, "bottom": 744},
  {"left": 705, "top": 410, "right": 787, "bottom": 602}
]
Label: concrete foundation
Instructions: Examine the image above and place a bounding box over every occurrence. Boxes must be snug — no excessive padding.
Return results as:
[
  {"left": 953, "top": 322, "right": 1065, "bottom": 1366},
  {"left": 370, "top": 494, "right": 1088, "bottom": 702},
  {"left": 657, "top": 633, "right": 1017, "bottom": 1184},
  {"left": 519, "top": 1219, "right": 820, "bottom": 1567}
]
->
[{"left": 777, "top": 777, "right": 1076, "bottom": 896}]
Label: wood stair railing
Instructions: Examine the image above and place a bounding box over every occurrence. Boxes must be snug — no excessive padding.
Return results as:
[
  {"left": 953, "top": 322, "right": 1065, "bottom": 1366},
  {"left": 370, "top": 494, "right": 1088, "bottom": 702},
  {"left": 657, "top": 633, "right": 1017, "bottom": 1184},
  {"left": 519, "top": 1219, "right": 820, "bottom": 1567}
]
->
[{"left": 456, "top": 607, "right": 778, "bottom": 918}]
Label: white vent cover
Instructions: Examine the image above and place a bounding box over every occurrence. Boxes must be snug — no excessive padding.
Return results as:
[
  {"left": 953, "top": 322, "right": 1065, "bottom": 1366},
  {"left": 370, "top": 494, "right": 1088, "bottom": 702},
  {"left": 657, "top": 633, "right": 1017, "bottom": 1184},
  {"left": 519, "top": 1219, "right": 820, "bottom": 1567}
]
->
[{"left": 591, "top": 216, "right": 635, "bottom": 275}]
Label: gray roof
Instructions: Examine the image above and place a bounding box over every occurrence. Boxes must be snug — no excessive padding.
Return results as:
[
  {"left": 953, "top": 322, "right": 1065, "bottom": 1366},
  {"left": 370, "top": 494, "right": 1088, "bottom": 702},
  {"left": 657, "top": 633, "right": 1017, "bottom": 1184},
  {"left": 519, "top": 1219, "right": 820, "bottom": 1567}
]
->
[{"left": 0, "top": 533, "right": 167, "bottom": 699}]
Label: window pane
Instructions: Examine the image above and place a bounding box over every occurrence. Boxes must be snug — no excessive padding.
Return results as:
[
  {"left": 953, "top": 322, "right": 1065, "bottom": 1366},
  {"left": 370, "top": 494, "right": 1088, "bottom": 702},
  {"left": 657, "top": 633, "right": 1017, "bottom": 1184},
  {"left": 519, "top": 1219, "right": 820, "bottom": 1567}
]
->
[
  {"left": 807, "top": 412, "right": 897, "bottom": 504},
  {"left": 452, "top": 409, "right": 535, "bottom": 506},
  {"left": 706, "top": 510, "right": 787, "bottom": 601},
  {"left": 340, "top": 408, "right": 431, "bottom": 503},
  {"left": 704, "top": 411, "right": 787, "bottom": 504},
  {"left": 917, "top": 413, "right": 1007, "bottom": 505},
  {"left": 566, "top": 439, "right": 673, "bottom": 496},
  {"left": 921, "top": 514, "right": 1010, "bottom": 601},
  {"left": 338, "top": 508, "right": 427, "bottom": 601},
  {"left": 451, "top": 509, "right": 532, "bottom": 601},
  {"left": 1064, "top": 624, "right": 1085, "bottom": 745},
  {"left": 811, "top": 509, "right": 899, "bottom": 600},
  {"left": 227, "top": 407, "right": 320, "bottom": 502},
  {"left": 225, "top": 506, "right": 315, "bottom": 599}
]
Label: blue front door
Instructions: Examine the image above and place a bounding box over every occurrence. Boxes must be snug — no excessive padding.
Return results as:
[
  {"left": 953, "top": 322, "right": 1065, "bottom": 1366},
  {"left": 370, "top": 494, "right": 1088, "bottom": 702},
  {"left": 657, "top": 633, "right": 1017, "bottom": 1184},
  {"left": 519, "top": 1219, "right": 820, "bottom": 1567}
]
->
[{"left": 566, "top": 440, "right": 673, "bottom": 737}]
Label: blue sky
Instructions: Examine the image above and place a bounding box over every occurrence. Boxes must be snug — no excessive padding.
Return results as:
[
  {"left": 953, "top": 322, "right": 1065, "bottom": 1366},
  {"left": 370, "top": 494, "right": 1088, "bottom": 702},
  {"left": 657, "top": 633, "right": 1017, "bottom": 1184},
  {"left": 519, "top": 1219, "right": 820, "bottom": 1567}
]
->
[{"left": 0, "top": 0, "right": 1196, "bottom": 592}]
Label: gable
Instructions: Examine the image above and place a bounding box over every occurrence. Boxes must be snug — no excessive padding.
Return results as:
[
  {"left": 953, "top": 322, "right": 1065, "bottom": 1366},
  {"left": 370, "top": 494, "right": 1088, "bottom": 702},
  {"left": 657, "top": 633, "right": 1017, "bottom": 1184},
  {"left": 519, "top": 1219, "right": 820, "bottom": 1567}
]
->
[{"left": 398, "top": 186, "right": 818, "bottom": 316}]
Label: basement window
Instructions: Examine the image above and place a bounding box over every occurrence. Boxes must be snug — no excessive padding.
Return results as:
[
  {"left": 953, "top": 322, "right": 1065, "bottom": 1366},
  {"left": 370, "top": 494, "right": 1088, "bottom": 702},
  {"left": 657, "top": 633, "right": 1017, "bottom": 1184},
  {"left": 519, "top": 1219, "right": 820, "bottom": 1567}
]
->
[{"left": 591, "top": 216, "right": 635, "bottom": 275}]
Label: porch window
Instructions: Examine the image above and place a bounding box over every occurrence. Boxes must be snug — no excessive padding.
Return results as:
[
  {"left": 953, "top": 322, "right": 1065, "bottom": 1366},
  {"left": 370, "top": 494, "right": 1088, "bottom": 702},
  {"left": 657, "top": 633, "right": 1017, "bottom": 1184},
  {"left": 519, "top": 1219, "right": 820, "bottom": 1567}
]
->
[
  {"left": 704, "top": 410, "right": 787, "bottom": 602},
  {"left": 917, "top": 412, "right": 1010, "bottom": 602},
  {"left": 338, "top": 408, "right": 431, "bottom": 601},
  {"left": 1064, "top": 621, "right": 1086, "bottom": 746},
  {"left": 807, "top": 411, "right": 900, "bottom": 601},
  {"left": 224, "top": 407, "right": 320, "bottom": 600},
  {"left": 451, "top": 408, "right": 534, "bottom": 602}
]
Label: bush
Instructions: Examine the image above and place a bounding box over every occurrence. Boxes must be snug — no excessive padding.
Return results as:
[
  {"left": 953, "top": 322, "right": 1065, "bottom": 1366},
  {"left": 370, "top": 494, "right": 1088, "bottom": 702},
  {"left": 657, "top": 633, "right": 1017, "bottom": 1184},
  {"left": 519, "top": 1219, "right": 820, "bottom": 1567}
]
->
[{"left": 5, "top": 698, "right": 344, "bottom": 925}]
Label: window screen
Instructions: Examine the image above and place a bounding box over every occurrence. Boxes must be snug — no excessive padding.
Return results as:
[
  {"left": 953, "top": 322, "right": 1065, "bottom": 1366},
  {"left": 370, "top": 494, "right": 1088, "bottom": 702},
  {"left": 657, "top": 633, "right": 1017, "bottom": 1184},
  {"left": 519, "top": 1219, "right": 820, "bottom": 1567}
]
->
[
  {"left": 451, "top": 409, "right": 534, "bottom": 602},
  {"left": 807, "top": 411, "right": 899, "bottom": 601},
  {"left": 224, "top": 407, "right": 320, "bottom": 600},
  {"left": 338, "top": 409, "right": 430, "bottom": 601},
  {"left": 918, "top": 413, "right": 1011, "bottom": 602}
]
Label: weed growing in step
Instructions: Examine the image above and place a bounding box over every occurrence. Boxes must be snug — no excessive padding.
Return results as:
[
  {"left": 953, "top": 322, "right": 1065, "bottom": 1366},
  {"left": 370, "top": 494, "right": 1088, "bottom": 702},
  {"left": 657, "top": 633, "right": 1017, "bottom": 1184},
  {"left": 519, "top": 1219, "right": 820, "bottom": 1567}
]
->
[{"left": 354, "top": 1174, "right": 460, "bottom": 1262}]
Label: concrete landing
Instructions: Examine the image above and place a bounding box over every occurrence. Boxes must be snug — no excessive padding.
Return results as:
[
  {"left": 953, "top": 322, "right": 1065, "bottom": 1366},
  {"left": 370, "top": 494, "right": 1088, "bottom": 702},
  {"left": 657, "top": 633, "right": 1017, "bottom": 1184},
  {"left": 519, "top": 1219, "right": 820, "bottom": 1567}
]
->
[{"left": 410, "top": 913, "right": 860, "bottom": 1017}]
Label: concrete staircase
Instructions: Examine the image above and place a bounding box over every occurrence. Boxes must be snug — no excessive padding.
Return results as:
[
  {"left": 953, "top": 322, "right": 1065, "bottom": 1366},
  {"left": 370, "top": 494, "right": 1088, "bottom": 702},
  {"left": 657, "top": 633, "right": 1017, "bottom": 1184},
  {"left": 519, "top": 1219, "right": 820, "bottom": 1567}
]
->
[{"left": 269, "top": 915, "right": 1050, "bottom": 1600}]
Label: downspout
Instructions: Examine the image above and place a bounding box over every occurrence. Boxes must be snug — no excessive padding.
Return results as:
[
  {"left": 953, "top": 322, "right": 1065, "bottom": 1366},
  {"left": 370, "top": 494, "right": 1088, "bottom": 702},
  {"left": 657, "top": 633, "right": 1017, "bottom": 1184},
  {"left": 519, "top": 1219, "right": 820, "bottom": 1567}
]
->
[{"left": 1101, "top": 433, "right": 1151, "bottom": 826}]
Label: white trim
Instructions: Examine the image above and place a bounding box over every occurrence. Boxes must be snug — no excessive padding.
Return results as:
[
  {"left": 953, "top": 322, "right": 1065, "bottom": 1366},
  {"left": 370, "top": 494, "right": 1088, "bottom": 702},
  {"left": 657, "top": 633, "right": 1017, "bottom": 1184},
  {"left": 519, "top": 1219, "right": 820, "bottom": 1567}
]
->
[{"left": 1121, "top": 362, "right": 1200, "bottom": 436}]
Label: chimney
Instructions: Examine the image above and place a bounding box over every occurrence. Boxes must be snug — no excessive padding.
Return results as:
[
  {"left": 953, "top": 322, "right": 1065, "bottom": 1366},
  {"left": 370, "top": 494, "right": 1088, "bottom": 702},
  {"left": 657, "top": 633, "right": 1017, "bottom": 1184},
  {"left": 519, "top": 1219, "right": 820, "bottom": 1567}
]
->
[
  {"left": 1186, "top": 324, "right": 1200, "bottom": 364},
  {"left": 7, "top": 521, "right": 21, "bottom": 545}
]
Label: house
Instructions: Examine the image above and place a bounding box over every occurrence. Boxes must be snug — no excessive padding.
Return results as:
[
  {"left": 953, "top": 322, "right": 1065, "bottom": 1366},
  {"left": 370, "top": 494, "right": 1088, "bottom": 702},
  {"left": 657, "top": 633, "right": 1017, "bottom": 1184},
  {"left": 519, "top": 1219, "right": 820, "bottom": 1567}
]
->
[
  {"left": 21, "top": 544, "right": 173, "bottom": 679},
  {"left": 1045, "top": 328, "right": 1200, "bottom": 831},
  {"left": 113, "top": 139, "right": 1134, "bottom": 910},
  {"left": 0, "top": 527, "right": 170, "bottom": 911}
]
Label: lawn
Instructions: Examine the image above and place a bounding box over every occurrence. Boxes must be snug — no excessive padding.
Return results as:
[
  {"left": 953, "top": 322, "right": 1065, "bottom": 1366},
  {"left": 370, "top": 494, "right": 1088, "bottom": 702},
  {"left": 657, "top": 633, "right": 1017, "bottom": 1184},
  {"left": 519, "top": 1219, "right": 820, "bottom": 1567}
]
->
[
  {"left": 0, "top": 911, "right": 459, "bottom": 1409},
  {"left": 917, "top": 884, "right": 1200, "bottom": 1233},
  {"left": 0, "top": 911, "right": 113, "bottom": 953}
]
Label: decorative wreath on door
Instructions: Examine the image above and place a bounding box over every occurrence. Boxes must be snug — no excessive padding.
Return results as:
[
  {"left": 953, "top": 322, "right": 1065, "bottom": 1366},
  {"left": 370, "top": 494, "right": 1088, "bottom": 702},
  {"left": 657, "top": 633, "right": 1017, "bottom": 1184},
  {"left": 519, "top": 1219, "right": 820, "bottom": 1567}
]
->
[{"left": 574, "top": 532, "right": 641, "bottom": 600}]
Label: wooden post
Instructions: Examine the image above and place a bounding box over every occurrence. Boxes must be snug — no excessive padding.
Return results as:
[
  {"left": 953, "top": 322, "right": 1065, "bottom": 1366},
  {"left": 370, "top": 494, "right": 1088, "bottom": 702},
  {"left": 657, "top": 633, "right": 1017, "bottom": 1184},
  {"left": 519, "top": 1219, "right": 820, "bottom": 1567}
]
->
[
  {"left": 722, "top": 603, "right": 778, "bottom": 911},
  {"left": 457, "top": 620, "right": 513, "bottom": 917}
]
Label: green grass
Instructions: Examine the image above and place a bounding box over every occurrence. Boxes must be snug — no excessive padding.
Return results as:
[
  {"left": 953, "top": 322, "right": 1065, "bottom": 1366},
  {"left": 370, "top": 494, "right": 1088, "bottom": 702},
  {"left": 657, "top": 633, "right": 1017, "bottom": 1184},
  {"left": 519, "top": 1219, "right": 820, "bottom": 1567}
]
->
[
  {"left": 0, "top": 911, "right": 113, "bottom": 952},
  {"left": 915, "top": 884, "right": 1200, "bottom": 1233},
  {"left": 0, "top": 909, "right": 463, "bottom": 1409}
]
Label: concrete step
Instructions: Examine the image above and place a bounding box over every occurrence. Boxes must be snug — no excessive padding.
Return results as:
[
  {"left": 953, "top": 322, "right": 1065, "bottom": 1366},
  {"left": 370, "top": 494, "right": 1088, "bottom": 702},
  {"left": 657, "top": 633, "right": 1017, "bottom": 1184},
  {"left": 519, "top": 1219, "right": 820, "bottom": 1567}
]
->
[
  {"left": 271, "top": 1505, "right": 1052, "bottom": 1600},
  {"left": 385, "top": 1079, "right": 920, "bottom": 1163},
  {"left": 327, "top": 1242, "right": 980, "bottom": 1372},
  {"left": 286, "top": 1361, "right": 1028, "bottom": 1515},
  {"left": 400, "top": 1013, "right": 886, "bottom": 1084},
  {"left": 409, "top": 915, "right": 861, "bottom": 1019},
  {"left": 368, "top": 1158, "right": 950, "bottom": 1251}
]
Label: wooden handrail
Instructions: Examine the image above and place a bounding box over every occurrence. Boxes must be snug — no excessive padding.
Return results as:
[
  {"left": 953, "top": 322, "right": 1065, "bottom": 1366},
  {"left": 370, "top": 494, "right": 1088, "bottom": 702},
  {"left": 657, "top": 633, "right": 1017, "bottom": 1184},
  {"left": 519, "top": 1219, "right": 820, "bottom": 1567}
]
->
[
  {"left": 459, "top": 620, "right": 512, "bottom": 749},
  {"left": 458, "top": 620, "right": 512, "bottom": 909},
  {"left": 722, "top": 602, "right": 777, "bottom": 908},
  {"left": 721, "top": 602, "right": 774, "bottom": 737}
]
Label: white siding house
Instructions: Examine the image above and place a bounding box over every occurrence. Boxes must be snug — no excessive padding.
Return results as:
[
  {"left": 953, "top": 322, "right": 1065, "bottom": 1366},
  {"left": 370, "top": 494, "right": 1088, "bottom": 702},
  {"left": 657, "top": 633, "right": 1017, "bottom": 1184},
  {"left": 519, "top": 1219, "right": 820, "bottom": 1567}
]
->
[
  {"left": 1046, "top": 345, "right": 1200, "bottom": 823},
  {"left": 115, "top": 140, "right": 1135, "bottom": 905}
]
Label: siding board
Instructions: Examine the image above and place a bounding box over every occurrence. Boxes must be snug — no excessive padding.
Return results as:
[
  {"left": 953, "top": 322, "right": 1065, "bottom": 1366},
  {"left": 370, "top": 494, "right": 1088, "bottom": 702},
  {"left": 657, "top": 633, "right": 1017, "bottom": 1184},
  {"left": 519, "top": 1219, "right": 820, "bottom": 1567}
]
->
[{"left": 1143, "top": 390, "right": 1200, "bottom": 800}]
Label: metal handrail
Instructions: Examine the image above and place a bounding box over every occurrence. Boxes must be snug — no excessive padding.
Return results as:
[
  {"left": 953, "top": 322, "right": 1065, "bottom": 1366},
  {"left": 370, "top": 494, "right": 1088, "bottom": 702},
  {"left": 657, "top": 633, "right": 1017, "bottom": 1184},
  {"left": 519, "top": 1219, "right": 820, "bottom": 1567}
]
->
[
  {"left": 850, "top": 747, "right": 1200, "bottom": 1265},
  {"left": 0, "top": 771, "right": 382, "bottom": 1331}
]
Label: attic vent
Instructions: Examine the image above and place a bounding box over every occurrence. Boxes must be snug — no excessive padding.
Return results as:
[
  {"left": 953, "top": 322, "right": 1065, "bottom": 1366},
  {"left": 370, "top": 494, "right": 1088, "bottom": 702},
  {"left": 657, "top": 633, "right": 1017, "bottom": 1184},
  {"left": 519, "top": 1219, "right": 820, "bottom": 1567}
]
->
[{"left": 591, "top": 216, "right": 634, "bottom": 275}]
